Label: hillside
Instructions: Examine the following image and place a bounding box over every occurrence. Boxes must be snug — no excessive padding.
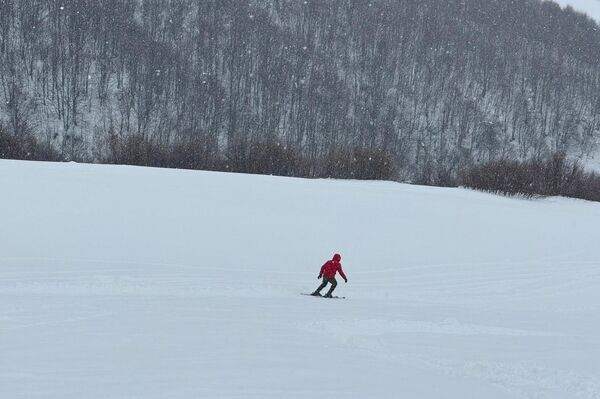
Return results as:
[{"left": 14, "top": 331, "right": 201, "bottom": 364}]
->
[
  {"left": 1, "top": 1, "right": 600, "bottom": 182},
  {"left": 1, "top": 160, "right": 600, "bottom": 398}
]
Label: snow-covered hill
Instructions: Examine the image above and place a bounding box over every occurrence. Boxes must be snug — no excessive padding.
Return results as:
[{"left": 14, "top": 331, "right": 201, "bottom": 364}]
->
[
  {"left": 1, "top": 160, "right": 599, "bottom": 398},
  {"left": 553, "top": 0, "right": 600, "bottom": 22}
]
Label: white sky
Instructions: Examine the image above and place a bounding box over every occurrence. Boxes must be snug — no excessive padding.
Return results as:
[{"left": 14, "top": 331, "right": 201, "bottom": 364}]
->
[{"left": 552, "top": 0, "right": 600, "bottom": 22}]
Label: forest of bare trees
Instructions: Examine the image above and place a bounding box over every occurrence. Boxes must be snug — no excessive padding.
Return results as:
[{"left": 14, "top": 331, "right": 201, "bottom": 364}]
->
[{"left": 1, "top": 0, "right": 600, "bottom": 184}]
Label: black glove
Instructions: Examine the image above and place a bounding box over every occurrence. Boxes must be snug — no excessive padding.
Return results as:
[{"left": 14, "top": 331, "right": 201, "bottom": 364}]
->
[
  {"left": 318, "top": 275, "right": 322, "bottom": 279},
  {"left": 344, "top": 278, "right": 348, "bottom": 283}
]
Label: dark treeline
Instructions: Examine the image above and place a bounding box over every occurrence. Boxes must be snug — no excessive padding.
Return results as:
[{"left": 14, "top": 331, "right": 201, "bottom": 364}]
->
[
  {"left": 461, "top": 153, "right": 600, "bottom": 202},
  {"left": 1, "top": 0, "right": 600, "bottom": 184}
]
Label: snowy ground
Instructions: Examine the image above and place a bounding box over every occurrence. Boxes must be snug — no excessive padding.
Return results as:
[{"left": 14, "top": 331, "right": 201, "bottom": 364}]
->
[{"left": 1, "top": 160, "right": 600, "bottom": 398}]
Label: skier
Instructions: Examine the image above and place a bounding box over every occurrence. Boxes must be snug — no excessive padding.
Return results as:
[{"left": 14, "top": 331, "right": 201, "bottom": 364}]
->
[{"left": 311, "top": 253, "right": 347, "bottom": 298}]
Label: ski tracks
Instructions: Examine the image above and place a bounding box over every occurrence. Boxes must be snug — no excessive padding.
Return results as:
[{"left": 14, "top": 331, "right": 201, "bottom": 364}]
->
[
  {"left": 433, "top": 359, "right": 600, "bottom": 399},
  {"left": 300, "top": 311, "right": 600, "bottom": 398},
  {"left": 353, "top": 259, "right": 600, "bottom": 310}
]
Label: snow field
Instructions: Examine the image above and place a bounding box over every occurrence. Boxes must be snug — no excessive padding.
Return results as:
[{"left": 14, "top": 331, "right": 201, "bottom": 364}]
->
[{"left": 1, "top": 160, "right": 600, "bottom": 398}]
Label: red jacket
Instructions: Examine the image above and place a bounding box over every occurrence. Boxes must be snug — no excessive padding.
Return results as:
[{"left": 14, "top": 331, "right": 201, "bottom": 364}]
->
[{"left": 319, "top": 258, "right": 347, "bottom": 280}]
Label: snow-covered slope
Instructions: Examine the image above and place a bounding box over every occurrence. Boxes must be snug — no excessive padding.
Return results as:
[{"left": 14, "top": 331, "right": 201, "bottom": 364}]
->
[
  {"left": 553, "top": 0, "right": 600, "bottom": 22},
  {"left": 1, "top": 160, "right": 599, "bottom": 398}
]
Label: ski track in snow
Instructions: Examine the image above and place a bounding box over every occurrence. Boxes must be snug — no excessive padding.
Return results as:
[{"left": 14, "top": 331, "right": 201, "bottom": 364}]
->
[{"left": 303, "top": 317, "right": 600, "bottom": 399}]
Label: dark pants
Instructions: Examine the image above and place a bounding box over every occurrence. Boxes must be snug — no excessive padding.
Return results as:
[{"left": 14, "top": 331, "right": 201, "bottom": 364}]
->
[{"left": 314, "top": 277, "right": 337, "bottom": 295}]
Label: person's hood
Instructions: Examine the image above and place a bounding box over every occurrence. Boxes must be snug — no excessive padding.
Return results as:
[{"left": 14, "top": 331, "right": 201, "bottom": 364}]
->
[{"left": 333, "top": 253, "right": 341, "bottom": 262}]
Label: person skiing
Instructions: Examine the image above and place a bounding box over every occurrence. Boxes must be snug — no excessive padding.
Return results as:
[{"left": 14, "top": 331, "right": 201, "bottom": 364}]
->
[{"left": 311, "top": 253, "right": 347, "bottom": 298}]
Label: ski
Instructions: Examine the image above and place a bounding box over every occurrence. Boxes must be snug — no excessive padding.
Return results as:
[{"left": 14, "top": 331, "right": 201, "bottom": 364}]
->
[{"left": 300, "top": 293, "right": 346, "bottom": 299}]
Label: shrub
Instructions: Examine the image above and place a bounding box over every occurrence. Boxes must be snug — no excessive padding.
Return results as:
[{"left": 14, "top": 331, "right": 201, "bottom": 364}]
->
[
  {"left": 0, "top": 126, "right": 25, "bottom": 159},
  {"left": 322, "top": 147, "right": 396, "bottom": 181},
  {"left": 0, "top": 126, "right": 61, "bottom": 161},
  {"left": 351, "top": 147, "right": 397, "bottom": 180},
  {"left": 106, "top": 134, "right": 160, "bottom": 167},
  {"left": 460, "top": 154, "right": 600, "bottom": 202},
  {"left": 248, "top": 141, "right": 303, "bottom": 177},
  {"left": 167, "top": 139, "right": 210, "bottom": 170},
  {"left": 225, "top": 140, "right": 305, "bottom": 177}
]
